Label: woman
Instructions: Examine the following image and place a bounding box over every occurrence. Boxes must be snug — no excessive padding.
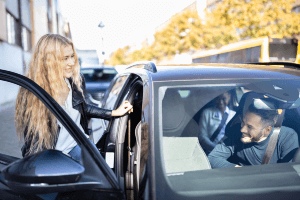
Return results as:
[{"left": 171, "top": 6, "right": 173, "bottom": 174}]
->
[{"left": 15, "top": 34, "right": 133, "bottom": 160}]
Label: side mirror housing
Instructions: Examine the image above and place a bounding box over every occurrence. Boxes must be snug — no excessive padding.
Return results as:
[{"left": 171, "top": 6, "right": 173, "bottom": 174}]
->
[{"left": 2, "top": 150, "right": 84, "bottom": 194}]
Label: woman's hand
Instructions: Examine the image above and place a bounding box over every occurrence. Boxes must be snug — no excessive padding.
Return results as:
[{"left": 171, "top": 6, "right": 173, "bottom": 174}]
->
[{"left": 111, "top": 100, "right": 133, "bottom": 117}]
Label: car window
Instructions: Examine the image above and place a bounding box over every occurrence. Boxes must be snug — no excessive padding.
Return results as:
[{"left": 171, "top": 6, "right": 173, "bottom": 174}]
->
[
  {"left": 0, "top": 80, "right": 86, "bottom": 163},
  {"left": 81, "top": 68, "right": 117, "bottom": 83},
  {"left": 157, "top": 79, "right": 300, "bottom": 191},
  {"left": 101, "top": 75, "right": 130, "bottom": 126},
  {"left": 103, "top": 75, "right": 130, "bottom": 110}
]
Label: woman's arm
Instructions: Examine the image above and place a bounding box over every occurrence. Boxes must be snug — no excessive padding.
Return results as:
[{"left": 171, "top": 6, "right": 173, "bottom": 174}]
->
[
  {"left": 80, "top": 74, "right": 133, "bottom": 119},
  {"left": 84, "top": 100, "right": 133, "bottom": 119}
]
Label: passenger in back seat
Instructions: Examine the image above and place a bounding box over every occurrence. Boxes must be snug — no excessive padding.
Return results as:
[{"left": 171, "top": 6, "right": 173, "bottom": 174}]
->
[{"left": 198, "top": 92, "right": 236, "bottom": 154}]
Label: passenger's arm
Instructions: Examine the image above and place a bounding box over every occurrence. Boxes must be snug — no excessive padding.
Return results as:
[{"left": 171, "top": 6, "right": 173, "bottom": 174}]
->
[
  {"left": 208, "top": 138, "right": 236, "bottom": 168},
  {"left": 198, "top": 110, "right": 217, "bottom": 152}
]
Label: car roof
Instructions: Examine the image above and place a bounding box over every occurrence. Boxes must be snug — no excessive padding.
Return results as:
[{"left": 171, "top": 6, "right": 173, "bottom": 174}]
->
[{"left": 130, "top": 63, "right": 300, "bottom": 82}]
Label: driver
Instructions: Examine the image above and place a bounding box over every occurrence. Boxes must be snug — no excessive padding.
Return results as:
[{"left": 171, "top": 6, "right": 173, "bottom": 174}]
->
[{"left": 208, "top": 104, "right": 299, "bottom": 168}]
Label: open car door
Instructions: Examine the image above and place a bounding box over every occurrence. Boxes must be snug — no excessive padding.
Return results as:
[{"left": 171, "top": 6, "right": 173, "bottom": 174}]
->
[{"left": 0, "top": 69, "right": 125, "bottom": 200}]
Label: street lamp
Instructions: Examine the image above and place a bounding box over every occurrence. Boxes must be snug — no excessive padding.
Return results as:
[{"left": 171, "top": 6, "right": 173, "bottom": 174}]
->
[{"left": 98, "top": 21, "right": 105, "bottom": 56}]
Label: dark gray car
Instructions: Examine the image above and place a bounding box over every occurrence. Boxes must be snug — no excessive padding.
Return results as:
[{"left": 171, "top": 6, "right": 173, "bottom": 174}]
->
[{"left": 1, "top": 62, "right": 300, "bottom": 199}]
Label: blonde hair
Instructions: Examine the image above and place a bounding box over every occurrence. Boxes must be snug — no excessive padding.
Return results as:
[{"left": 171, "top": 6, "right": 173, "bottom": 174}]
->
[{"left": 15, "top": 34, "right": 83, "bottom": 155}]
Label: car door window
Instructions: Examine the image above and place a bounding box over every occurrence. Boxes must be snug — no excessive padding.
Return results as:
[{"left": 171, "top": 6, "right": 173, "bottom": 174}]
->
[
  {"left": 0, "top": 80, "right": 86, "bottom": 162},
  {"left": 103, "top": 75, "right": 130, "bottom": 126},
  {"left": 91, "top": 75, "right": 130, "bottom": 145},
  {"left": 0, "top": 73, "right": 123, "bottom": 199}
]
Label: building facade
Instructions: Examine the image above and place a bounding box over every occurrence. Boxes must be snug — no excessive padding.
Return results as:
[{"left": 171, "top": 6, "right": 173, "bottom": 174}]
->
[{"left": 0, "top": 0, "right": 71, "bottom": 105}]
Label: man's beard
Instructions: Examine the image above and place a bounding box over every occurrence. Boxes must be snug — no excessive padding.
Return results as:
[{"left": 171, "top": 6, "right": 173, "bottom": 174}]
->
[{"left": 241, "top": 130, "right": 264, "bottom": 143}]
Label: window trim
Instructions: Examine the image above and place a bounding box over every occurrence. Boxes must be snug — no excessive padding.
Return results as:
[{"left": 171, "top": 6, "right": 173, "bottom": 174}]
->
[{"left": 6, "top": 11, "right": 16, "bottom": 45}]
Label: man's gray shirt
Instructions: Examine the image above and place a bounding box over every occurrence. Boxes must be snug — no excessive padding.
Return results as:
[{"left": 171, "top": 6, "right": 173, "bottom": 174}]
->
[{"left": 208, "top": 126, "right": 299, "bottom": 168}]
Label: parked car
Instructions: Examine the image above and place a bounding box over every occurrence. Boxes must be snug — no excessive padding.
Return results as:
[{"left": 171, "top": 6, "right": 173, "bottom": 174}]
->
[
  {"left": 80, "top": 66, "right": 118, "bottom": 101},
  {"left": 1, "top": 61, "right": 300, "bottom": 199}
]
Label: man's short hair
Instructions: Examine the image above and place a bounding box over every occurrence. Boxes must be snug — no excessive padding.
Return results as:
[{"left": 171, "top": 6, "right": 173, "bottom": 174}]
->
[{"left": 247, "top": 104, "right": 278, "bottom": 127}]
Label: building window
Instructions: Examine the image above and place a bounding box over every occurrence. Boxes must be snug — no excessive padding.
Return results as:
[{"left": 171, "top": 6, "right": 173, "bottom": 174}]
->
[
  {"left": 48, "top": 17, "right": 52, "bottom": 33},
  {"left": 47, "top": 0, "right": 52, "bottom": 33},
  {"left": 56, "top": 13, "right": 59, "bottom": 34},
  {"left": 292, "top": 6, "right": 300, "bottom": 13},
  {"left": 6, "top": 12, "right": 16, "bottom": 44},
  {"left": 22, "top": 26, "right": 31, "bottom": 51}
]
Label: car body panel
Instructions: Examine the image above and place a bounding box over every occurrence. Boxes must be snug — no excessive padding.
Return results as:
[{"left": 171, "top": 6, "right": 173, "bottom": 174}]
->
[{"left": 149, "top": 64, "right": 300, "bottom": 82}]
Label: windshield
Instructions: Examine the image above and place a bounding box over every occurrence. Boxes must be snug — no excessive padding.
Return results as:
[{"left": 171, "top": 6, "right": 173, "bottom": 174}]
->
[
  {"left": 157, "top": 78, "right": 300, "bottom": 191},
  {"left": 81, "top": 68, "right": 117, "bottom": 82}
]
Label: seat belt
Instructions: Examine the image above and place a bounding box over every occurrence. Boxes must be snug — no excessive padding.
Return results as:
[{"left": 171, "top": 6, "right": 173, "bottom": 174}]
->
[
  {"left": 210, "top": 112, "right": 228, "bottom": 142},
  {"left": 261, "top": 127, "right": 280, "bottom": 164},
  {"left": 261, "top": 109, "right": 285, "bottom": 164}
]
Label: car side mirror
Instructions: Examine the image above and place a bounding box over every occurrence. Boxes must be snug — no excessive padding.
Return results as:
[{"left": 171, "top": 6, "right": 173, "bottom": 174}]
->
[{"left": 1, "top": 150, "right": 84, "bottom": 194}]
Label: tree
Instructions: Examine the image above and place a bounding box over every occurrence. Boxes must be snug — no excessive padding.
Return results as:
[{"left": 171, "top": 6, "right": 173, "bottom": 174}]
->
[
  {"left": 107, "top": 0, "right": 300, "bottom": 65},
  {"left": 153, "top": 10, "right": 205, "bottom": 57},
  {"left": 206, "top": 0, "right": 300, "bottom": 45},
  {"left": 106, "top": 46, "right": 130, "bottom": 66}
]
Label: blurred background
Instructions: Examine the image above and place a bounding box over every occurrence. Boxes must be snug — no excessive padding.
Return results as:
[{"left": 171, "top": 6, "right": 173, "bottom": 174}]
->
[
  {"left": 1, "top": 0, "right": 300, "bottom": 102},
  {"left": 1, "top": 0, "right": 300, "bottom": 73}
]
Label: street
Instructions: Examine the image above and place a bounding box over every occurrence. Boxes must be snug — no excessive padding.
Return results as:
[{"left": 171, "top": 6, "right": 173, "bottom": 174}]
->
[{"left": 0, "top": 100, "right": 23, "bottom": 158}]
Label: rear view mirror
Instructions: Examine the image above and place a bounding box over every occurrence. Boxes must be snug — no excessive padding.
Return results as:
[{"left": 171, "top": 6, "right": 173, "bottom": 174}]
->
[{"left": 1, "top": 150, "right": 84, "bottom": 194}]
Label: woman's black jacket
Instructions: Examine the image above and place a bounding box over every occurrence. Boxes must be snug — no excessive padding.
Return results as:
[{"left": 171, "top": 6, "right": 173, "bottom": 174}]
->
[{"left": 21, "top": 75, "right": 114, "bottom": 157}]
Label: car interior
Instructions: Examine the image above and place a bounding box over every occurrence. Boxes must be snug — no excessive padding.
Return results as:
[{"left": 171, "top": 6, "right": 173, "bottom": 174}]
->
[{"left": 160, "top": 82, "right": 300, "bottom": 176}]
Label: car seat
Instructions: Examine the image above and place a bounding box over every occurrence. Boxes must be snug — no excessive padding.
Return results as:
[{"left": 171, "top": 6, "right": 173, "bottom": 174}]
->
[
  {"left": 282, "top": 107, "right": 300, "bottom": 145},
  {"left": 162, "top": 89, "right": 200, "bottom": 137}
]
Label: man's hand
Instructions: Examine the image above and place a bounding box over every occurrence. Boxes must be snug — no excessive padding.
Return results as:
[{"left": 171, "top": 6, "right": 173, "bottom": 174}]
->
[
  {"left": 111, "top": 100, "right": 133, "bottom": 117},
  {"left": 235, "top": 165, "right": 242, "bottom": 167}
]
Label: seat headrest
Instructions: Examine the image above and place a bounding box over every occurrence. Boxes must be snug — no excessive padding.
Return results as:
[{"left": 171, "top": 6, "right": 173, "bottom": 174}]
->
[{"left": 162, "top": 89, "right": 186, "bottom": 130}]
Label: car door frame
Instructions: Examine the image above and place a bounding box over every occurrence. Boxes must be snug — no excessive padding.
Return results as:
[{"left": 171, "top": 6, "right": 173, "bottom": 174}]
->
[
  {"left": 96, "top": 73, "right": 134, "bottom": 155},
  {"left": 98, "top": 69, "right": 154, "bottom": 198}
]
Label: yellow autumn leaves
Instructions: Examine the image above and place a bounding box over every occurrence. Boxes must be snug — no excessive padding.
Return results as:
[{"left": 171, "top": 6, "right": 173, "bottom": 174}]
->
[{"left": 106, "top": 0, "right": 300, "bottom": 65}]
